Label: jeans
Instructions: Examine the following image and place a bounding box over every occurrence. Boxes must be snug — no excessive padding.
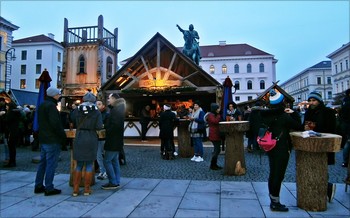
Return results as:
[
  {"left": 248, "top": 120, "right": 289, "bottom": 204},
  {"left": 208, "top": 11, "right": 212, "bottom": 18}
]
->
[
  {"left": 192, "top": 137, "right": 203, "bottom": 157},
  {"left": 211, "top": 140, "right": 221, "bottom": 160},
  {"left": 141, "top": 122, "right": 149, "bottom": 140},
  {"left": 343, "top": 139, "right": 350, "bottom": 164},
  {"left": 103, "top": 151, "right": 120, "bottom": 185},
  {"left": 34, "top": 143, "right": 61, "bottom": 191},
  {"left": 97, "top": 140, "right": 106, "bottom": 173},
  {"left": 1, "top": 133, "right": 9, "bottom": 160},
  {"left": 75, "top": 161, "right": 93, "bottom": 172}
]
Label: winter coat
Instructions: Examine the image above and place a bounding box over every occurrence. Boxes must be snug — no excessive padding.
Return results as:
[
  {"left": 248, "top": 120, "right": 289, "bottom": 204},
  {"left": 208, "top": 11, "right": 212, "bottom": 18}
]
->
[
  {"left": 304, "top": 103, "right": 337, "bottom": 164},
  {"left": 159, "top": 110, "right": 178, "bottom": 139},
  {"left": 73, "top": 102, "right": 103, "bottom": 161},
  {"left": 104, "top": 98, "right": 126, "bottom": 152},
  {"left": 38, "top": 97, "right": 66, "bottom": 146},
  {"left": 251, "top": 105, "right": 302, "bottom": 152},
  {"left": 207, "top": 112, "right": 222, "bottom": 141}
]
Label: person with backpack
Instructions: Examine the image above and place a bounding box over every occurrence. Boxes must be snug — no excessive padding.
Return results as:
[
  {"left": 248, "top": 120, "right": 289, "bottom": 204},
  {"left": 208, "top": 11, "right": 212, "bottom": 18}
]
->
[
  {"left": 206, "top": 103, "right": 223, "bottom": 170},
  {"left": 251, "top": 89, "right": 301, "bottom": 212}
]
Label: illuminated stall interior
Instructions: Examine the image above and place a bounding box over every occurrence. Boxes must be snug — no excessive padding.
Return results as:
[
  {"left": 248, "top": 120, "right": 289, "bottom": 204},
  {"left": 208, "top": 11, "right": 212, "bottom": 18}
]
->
[{"left": 101, "top": 32, "right": 221, "bottom": 117}]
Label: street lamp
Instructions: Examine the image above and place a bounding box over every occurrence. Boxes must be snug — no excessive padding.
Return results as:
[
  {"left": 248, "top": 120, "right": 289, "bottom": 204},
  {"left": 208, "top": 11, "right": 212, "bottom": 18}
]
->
[{"left": 5, "top": 48, "right": 16, "bottom": 92}]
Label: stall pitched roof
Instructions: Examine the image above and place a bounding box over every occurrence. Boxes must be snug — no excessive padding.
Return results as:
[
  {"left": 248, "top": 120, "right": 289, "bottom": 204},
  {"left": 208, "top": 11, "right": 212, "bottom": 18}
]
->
[{"left": 101, "top": 32, "right": 220, "bottom": 93}]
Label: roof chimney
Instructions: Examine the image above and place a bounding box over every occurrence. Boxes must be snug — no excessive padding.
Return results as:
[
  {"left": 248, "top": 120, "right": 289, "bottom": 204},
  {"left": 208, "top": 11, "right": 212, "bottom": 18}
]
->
[
  {"left": 219, "top": 41, "right": 226, "bottom": 46},
  {"left": 48, "top": 33, "right": 54, "bottom": 39}
]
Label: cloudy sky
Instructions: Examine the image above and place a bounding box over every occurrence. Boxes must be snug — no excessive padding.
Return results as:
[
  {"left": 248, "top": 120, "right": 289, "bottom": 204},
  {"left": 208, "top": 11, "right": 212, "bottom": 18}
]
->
[{"left": 2, "top": 1, "right": 349, "bottom": 83}]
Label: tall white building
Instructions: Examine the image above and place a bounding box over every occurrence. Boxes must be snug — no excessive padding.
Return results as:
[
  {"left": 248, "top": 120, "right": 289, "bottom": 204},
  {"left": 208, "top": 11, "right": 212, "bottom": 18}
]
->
[
  {"left": 279, "top": 61, "right": 332, "bottom": 105},
  {"left": 326, "top": 42, "right": 350, "bottom": 95},
  {"left": 198, "top": 41, "right": 277, "bottom": 103},
  {"left": 11, "top": 34, "right": 63, "bottom": 92}
]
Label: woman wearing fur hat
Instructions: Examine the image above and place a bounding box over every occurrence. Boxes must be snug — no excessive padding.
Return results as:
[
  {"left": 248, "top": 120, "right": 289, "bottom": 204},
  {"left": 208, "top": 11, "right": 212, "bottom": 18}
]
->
[
  {"left": 188, "top": 101, "right": 206, "bottom": 162},
  {"left": 72, "top": 92, "right": 103, "bottom": 196},
  {"left": 251, "top": 89, "right": 301, "bottom": 212},
  {"left": 206, "top": 103, "right": 223, "bottom": 170}
]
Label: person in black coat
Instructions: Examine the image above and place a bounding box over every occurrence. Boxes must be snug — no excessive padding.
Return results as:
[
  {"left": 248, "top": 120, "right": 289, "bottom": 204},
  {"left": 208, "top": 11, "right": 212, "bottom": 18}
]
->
[
  {"left": 102, "top": 93, "right": 126, "bottom": 190},
  {"left": 159, "top": 104, "right": 179, "bottom": 160},
  {"left": 251, "top": 89, "right": 301, "bottom": 212},
  {"left": 303, "top": 91, "right": 337, "bottom": 203}
]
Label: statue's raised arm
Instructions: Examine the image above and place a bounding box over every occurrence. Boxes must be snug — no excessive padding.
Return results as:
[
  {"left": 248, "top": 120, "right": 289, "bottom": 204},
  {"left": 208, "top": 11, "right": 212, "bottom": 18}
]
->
[{"left": 176, "top": 24, "right": 184, "bottom": 33}]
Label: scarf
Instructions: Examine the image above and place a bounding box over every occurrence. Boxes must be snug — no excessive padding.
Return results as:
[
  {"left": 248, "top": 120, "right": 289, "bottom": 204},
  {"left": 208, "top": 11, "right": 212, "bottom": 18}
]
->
[{"left": 188, "top": 107, "right": 203, "bottom": 133}]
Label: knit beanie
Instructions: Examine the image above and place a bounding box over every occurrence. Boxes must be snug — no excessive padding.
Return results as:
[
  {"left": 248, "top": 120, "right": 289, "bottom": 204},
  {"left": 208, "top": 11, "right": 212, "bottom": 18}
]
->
[
  {"left": 163, "top": 104, "right": 171, "bottom": 111},
  {"left": 46, "top": 87, "right": 60, "bottom": 97},
  {"left": 83, "top": 92, "right": 96, "bottom": 103},
  {"left": 269, "top": 89, "right": 284, "bottom": 105},
  {"left": 210, "top": 103, "right": 220, "bottom": 113},
  {"left": 308, "top": 91, "right": 323, "bottom": 103}
]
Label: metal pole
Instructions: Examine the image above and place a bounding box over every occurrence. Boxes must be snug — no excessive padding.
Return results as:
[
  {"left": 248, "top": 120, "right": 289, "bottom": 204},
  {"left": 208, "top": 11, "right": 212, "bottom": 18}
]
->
[{"left": 5, "top": 48, "right": 16, "bottom": 92}]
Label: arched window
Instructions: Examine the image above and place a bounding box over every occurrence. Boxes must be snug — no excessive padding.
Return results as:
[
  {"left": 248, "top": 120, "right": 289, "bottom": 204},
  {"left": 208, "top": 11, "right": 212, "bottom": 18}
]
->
[
  {"left": 247, "top": 80, "right": 252, "bottom": 90},
  {"left": 210, "top": 65, "right": 215, "bottom": 74},
  {"left": 234, "top": 81, "right": 240, "bottom": 90},
  {"left": 78, "top": 55, "right": 86, "bottom": 74},
  {"left": 259, "top": 63, "right": 264, "bottom": 72},
  {"left": 234, "top": 64, "right": 239, "bottom": 73},
  {"left": 260, "top": 80, "right": 265, "bottom": 89},
  {"left": 106, "top": 56, "right": 113, "bottom": 79},
  {"left": 222, "top": 64, "right": 227, "bottom": 74},
  {"left": 247, "top": 64, "right": 252, "bottom": 73}
]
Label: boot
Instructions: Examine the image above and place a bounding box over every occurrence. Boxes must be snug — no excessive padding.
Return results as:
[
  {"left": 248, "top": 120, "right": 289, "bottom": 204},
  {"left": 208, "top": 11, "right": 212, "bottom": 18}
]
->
[
  {"left": 84, "top": 172, "right": 93, "bottom": 196},
  {"left": 210, "top": 158, "right": 222, "bottom": 170},
  {"left": 72, "top": 171, "right": 82, "bottom": 197},
  {"left": 167, "top": 152, "right": 174, "bottom": 160},
  {"left": 269, "top": 194, "right": 288, "bottom": 212}
]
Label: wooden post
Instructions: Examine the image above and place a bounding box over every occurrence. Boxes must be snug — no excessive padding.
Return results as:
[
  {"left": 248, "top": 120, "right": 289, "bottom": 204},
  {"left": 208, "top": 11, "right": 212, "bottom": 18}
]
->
[
  {"left": 177, "top": 119, "right": 194, "bottom": 158},
  {"left": 290, "top": 132, "right": 341, "bottom": 211},
  {"left": 219, "top": 121, "right": 249, "bottom": 176}
]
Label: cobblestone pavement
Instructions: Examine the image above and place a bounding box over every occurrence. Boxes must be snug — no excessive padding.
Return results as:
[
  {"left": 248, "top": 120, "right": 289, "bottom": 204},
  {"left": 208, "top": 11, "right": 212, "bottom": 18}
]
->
[{"left": 0, "top": 138, "right": 347, "bottom": 183}]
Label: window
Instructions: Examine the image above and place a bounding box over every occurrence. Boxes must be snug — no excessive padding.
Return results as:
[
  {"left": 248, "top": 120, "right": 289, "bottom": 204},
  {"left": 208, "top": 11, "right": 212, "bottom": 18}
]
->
[
  {"left": 222, "top": 64, "right": 227, "bottom": 74},
  {"left": 20, "top": 79, "right": 26, "bottom": 89},
  {"left": 335, "top": 65, "right": 338, "bottom": 73},
  {"left": 57, "top": 52, "right": 61, "bottom": 62},
  {"left": 346, "top": 60, "right": 349, "bottom": 70},
  {"left": 209, "top": 65, "right": 215, "bottom": 74},
  {"left": 35, "top": 79, "right": 40, "bottom": 89},
  {"left": 57, "top": 66, "right": 61, "bottom": 86},
  {"left": 327, "top": 77, "right": 332, "bottom": 84},
  {"left": 234, "top": 81, "right": 240, "bottom": 90},
  {"left": 259, "top": 63, "right": 264, "bottom": 72},
  {"left": 234, "top": 64, "right": 239, "bottom": 73},
  {"left": 0, "top": 36, "right": 2, "bottom": 50},
  {"left": 36, "top": 64, "right": 41, "bottom": 74},
  {"left": 21, "top": 65, "right": 26, "bottom": 74},
  {"left": 106, "top": 56, "right": 113, "bottom": 79},
  {"left": 247, "top": 64, "right": 252, "bottom": 73},
  {"left": 21, "top": 50, "right": 27, "bottom": 60},
  {"left": 78, "top": 55, "right": 86, "bottom": 74},
  {"left": 248, "top": 96, "right": 253, "bottom": 101},
  {"left": 247, "top": 80, "right": 252, "bottom": 90},
  {"left": 36, "top": 50, "right": 42, "bottom": 60},
  {"left": 235, "top": 96, "right": 240, "bottom": 101},
  {"left": 260, "top": 80, "right": 265, "bottom": 89},
  {"left": 327, "top": 91, "right": 332, "bottom": 99},
  {"left": 317, "top": 77, "right": 321, "bottom": 85}
]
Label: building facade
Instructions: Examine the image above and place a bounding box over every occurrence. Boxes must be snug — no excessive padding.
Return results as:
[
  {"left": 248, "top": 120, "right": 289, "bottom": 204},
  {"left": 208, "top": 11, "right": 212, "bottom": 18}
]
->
[
  {"left": 279, "top": 61, "right": 332, "bottom": 106},
  {"left": 199, "top": 41, "right": 277, "bottom": 103},
  {"left": 11, "top": 34, "right": 64, "bottom": 92},
  {"left": 0, "top": 16, "right": 19, "bottom": 91},
  {"left": 327, "top": 42, "right": 350, "bottom": 95}
]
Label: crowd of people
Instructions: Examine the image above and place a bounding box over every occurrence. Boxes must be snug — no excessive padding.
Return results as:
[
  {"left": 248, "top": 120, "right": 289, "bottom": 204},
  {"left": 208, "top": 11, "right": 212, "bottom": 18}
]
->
[{"left": 1, "top": 87, "right": 349, "bottom": 213}]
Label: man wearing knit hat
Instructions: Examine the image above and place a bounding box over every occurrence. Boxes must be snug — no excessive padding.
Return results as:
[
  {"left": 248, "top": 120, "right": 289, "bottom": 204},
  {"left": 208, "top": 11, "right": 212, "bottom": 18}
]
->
[
  {"left": 304, "top": 91, "right": 337, "bottom": 203},
  {"left": 34, "top": 86, "right": 66, "bottom": 196}
]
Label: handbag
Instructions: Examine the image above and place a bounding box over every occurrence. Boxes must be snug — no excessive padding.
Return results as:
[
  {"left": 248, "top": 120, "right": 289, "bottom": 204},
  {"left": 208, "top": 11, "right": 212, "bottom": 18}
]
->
[{"left": 257, "top": 126, "right": 282, "bottom": 152}]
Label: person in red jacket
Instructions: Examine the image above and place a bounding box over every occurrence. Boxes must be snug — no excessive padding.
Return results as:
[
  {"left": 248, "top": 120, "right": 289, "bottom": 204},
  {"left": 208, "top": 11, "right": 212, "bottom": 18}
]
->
[{"left": 206, "top": 103, "right": 223, "bottom": 170}]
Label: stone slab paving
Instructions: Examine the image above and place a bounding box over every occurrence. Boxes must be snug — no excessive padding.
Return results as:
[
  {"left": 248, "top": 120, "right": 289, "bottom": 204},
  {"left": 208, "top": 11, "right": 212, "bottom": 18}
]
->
[{"left": 0, "top": 170, "right": 349, "bottom": 218}]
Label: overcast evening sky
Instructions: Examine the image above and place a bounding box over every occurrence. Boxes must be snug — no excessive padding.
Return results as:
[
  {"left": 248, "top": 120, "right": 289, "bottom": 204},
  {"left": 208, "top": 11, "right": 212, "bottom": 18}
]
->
[{"left": 2, "top": 1, "right": 349, "bottom": 84}]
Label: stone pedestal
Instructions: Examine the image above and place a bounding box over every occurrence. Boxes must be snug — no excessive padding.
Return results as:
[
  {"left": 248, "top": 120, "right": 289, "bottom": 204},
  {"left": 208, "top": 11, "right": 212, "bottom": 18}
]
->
[
  {"left": 65, "top": 129, "right": 105, "bottom": 187},
  {"left": 290, "top": 132, "right": 342, "bottom": 211},
  {"left": 219, "top": 121, "right": 249, "bottom": 176},
  {"left": 177, "top": 119, "right": 194, "bottom": 158}
]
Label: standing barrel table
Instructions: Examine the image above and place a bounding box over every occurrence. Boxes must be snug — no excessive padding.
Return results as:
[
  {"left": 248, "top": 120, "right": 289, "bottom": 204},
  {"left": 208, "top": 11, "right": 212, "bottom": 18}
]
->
[
  {"left": 219, "top": 121, "right": 249, "bottom": 176},
  {"left": 65, "top": 129, "right": 105, "bottom": 187},
  {"left": 177, "top": 119, "right": 194, "bottom": 158},
  {"left": 289, "top": 132, "right": 342, "bottom": 211}
]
